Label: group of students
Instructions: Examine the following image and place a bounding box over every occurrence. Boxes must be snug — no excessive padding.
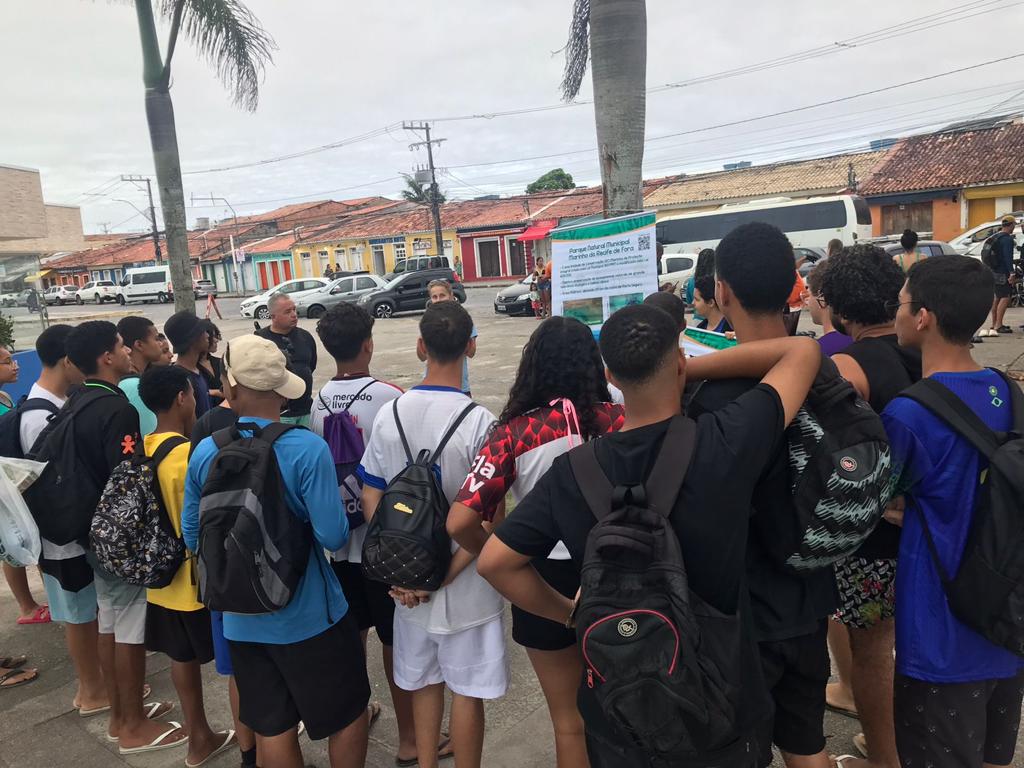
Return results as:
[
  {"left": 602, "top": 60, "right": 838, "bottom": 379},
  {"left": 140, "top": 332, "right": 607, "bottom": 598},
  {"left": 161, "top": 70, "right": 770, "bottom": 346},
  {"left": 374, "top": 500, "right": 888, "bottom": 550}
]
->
[{"left": 1, "top": 219, "right": 1022, "bottom": 768}]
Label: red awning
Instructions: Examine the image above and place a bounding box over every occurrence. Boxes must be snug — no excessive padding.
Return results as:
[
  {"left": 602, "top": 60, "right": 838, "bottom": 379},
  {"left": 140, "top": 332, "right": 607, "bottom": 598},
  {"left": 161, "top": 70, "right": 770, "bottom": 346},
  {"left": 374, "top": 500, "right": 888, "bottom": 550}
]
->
[{"left": 519, "top": 221, "right": 557, "bottom": 242}]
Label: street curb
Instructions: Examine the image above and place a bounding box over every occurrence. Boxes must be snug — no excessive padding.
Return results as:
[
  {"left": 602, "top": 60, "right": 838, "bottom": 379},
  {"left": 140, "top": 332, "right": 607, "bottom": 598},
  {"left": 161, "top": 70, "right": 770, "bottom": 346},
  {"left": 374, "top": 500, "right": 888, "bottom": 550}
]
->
[{"left": 10, "top": 309, "right": 143, "bottom": 325}]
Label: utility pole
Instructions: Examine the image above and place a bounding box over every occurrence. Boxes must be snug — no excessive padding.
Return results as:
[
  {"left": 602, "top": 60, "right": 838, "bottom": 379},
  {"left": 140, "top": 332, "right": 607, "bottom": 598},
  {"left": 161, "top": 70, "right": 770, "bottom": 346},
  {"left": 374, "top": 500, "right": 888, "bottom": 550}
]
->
[
  {"left": 190, "top": 194, "right": 248, "bottom": 296},
  {"left": 404, "top": 122, "right": 446, "bottom": 259},
  {"left": 122, "top": 175, "right": 162, "bottom": 262}
]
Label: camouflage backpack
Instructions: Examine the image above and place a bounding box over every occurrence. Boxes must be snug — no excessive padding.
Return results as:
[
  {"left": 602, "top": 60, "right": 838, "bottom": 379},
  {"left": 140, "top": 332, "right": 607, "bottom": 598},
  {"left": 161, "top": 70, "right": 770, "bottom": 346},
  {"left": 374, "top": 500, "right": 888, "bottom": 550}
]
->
[{"left": 89, "top": 436, "right": 188, "bottom": 588}]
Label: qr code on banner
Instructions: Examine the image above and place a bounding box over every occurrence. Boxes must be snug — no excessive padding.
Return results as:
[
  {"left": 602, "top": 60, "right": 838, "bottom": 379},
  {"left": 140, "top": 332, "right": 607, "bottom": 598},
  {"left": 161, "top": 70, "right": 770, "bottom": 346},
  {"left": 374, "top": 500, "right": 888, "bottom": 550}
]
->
[{"left": 638, "top": 234, "right": 651, "bottom": 251}]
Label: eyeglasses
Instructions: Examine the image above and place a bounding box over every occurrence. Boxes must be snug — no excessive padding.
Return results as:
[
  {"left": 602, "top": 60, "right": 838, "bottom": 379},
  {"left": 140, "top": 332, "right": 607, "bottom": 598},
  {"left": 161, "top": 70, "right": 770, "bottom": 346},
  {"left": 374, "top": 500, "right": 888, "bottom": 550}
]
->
[{"left": 883, "top": 300, "right": 921, "bottom": 313}]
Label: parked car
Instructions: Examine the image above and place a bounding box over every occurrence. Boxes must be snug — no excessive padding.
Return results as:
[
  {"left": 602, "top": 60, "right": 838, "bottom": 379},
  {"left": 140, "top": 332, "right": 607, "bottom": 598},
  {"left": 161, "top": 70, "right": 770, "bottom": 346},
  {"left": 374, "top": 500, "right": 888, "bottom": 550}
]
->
[
  {"left": 384, "top": 255, "right": 455, "bottom": 282},
  {"left": 43, "top": 284, "right": 78, "bottom": 305},
  {"left": 880, "top": 239, "right": 959, "bottom": 259},
  {"left": 238, "top": 277, "right": 331, "bottom": 320},
  {"left": 76, "top": 280, "right": 118, "bottom": 305},
  {"left": 295, "top": 274, "right": 389, "bottom": 318},
  {"left": 494, "top": 276, "right": 536, "bottom": 316},
  {"left": 119, "top": 265, "right": 174, "bottom": 304},
  {"left": 357, "top": 268, "right": 465, "bottom": 319},
  {"left": 795, "top": 247, "right": 829, "bottom": 278},
  {"left": 963, "top": 228, "right": 1024, "bottom": 260},
  {"left": 0, "top": 291, "right": 21, "bottom": 307},
  {"left": 949, "top": 213, "right": 1024, "bottom": 254},
  {"left": 658, "top": 249, "right": 698, "bottom": 293},
  {"left": 193, "top": 279, "right": 218, "bottom": 299}
]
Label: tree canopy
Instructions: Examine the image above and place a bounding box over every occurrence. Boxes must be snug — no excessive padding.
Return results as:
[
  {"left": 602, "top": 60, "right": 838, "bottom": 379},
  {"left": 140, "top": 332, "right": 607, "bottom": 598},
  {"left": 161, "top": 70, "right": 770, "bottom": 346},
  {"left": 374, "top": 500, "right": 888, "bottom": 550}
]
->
[
  {"left": 526, "top": 168, "right": 577, "bottom": 194},
  {"left": 401, "top": 175, "right": 446, "bottom": 205}
]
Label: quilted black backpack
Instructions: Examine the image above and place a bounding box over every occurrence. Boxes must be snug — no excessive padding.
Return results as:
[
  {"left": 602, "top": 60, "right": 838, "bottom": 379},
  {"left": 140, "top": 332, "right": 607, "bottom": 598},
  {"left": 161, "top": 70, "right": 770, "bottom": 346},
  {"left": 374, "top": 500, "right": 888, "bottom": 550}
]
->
[
  {"left": 568, "top": 416, "right": 749, "bottom": 762},
  {"left": 781, "top": 354, "right": 892, "bottom": 572},
  {"left": 362, "top": 400, "right": 478, "bottom": 590},
  {"left": 89, "top": 436, "right": 188, "bottom": 588}
]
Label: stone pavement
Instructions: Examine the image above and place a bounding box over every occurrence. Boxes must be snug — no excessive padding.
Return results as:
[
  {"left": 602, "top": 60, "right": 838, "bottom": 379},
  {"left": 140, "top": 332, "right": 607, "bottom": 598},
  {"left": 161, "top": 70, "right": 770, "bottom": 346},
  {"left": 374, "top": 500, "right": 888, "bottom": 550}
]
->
[{"left": 1, "top": 296, "right": 1022, "bottom": 767}]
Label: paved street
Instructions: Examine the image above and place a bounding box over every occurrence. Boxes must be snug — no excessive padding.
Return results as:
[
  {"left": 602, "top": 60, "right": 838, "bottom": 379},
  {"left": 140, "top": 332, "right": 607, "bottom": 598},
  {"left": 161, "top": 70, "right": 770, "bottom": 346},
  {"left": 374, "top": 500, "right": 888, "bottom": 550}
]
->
[{"left": 1, "top": 288, "right": 1023, "bottom": 767}]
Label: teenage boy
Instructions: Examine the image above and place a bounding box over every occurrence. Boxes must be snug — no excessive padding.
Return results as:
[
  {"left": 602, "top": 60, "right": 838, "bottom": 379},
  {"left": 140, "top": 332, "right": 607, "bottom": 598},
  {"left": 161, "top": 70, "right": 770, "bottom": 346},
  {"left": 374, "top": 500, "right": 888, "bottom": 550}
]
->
[
  {"left": 882, "top": 255, "right": 1024, "bottom": 768},
  {"left": 183, "top": 335, "right": 369, "bottom": 768},
  {"left": 361, "top": 301, "right": 506, "bottom": 768},
  {"left": 64, "top": 321, "right": 183, "bottom": 753},
  {"left": 687, "top": 222, "right": 836, "bottom": 768},
  {"left": 478, "top": 304, "right": 822, "bottom": 768},
  {"left": 163, "top": 311, "right": 212, "bottom": 419},
  {"left": 981, "top": 214, "right": 1018, "bottom": 336},
  {"left": 255, "top": 293, "right": 317, "bottom": 426},
  {"left": 138, "top": 365, "right": 235, "bottom": 767},
  {"left": 426, "top": 279, "right": 476, "bottom": 395},
  {"left": 310, "top": 303, "right": 423, "bottom": 764},
  {"left": 118, "top": 316, "right": 168, "bottom": 436},
  {"left": 820, "top": 244, "right": 922, "bottom": 768},
  {"left": 22, "top": 326, "right": 103, "bottom": 704}
]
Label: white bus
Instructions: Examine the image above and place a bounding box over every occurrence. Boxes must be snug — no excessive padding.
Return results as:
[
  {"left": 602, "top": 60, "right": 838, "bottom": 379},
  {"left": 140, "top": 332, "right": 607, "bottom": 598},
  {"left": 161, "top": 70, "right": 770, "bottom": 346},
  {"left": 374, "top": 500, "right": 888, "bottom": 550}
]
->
[{"left": 655, "top": 194, "right": 873, "bottom": 252}]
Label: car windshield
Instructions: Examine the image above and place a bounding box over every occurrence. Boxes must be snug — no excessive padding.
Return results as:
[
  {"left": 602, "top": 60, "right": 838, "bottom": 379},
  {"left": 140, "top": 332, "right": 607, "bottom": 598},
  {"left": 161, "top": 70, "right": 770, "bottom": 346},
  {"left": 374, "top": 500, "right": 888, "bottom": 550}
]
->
[{"left": 382, "top": 275, "right": 406, "bottom": 289}]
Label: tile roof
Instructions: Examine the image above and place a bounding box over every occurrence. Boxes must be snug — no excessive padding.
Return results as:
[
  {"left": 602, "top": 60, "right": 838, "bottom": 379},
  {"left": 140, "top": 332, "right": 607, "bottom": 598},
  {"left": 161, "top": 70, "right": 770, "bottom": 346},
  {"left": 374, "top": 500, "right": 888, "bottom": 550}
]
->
[
  {"left": 858, "top": 123, "right": 1024, "bottom": 195},
  {"left": 643, "top": 151, "right": 889, "bottom": 208},
  {"left": 243, "top": 223, "right": 336, "bottom": 255}
]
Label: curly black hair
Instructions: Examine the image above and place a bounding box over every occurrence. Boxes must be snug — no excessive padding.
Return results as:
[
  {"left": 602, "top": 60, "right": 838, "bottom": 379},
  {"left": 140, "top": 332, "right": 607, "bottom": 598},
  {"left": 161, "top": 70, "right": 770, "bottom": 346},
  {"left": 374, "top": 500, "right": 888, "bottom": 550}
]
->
[
  {"left": 498, "top": 316, "right": 611, "bottom": 439},
  {"left": 600, "top": 304, "right": 679, "bottom": 386},
  {"left": 715, "top": 222, "right": 795, "bottom": 314},
  {"left": 820, "top": 243, "right": 906, "bottom": 326},
  {"left": 316, "top": 302, "right": 374, "bottom": 362},
  {"left": 695, "top": 248, "right": 716, "bottom": 279}
]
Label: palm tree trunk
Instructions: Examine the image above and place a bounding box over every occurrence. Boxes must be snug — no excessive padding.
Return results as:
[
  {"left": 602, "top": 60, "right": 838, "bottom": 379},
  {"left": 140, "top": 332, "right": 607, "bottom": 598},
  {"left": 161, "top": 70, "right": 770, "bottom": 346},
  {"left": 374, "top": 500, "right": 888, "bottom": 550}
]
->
[
  {"left": 135, "top": 0, "right": 194, "bottom": 314},
  {"left": 589, "top": 0, "right": 647, "bottom": 217}
]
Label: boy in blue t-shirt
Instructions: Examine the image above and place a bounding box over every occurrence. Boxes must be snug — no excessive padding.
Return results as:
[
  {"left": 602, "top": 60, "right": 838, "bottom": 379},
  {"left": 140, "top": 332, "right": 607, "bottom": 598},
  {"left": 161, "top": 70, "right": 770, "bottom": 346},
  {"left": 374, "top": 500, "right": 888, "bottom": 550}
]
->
[{"left": 882, "top": 255, "right": 1024, "bottom": 768}]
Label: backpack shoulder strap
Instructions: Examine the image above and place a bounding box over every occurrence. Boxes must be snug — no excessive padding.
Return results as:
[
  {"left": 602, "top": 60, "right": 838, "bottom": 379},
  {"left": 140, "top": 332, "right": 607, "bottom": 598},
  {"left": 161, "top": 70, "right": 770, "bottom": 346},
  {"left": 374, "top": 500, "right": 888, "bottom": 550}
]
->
[
  {"left": 342, "top": 379, "right": 377, "bottom": 413},
  {"left": 429, "top": 402, "right": 480, "bottom": 465},
  {"left": 644, "top": 416, "right": 697, "bottom": 518},
  {"left": 393, "top": 398, "right": 414, "bottom": 464},
  {"left": 149, "top": 435, "right": 189, "bottom": 467},
  {"left": 20, "top": 398, "right": 59, "bottom": 416},
  {"left": 257, "top": 422, "right": 297, "bottom": 445},
  {"left": 899, "top": 378, "right": 1000, "bottom": 459},
  {"left": 317, "top": 391, "right": 333, "bottom": 416},
  {"left": 992, "top": 369, "right": 1024, "bottom": 435},
  {"left": 568, "top": 441, "right": 615, "bottom": 521}
]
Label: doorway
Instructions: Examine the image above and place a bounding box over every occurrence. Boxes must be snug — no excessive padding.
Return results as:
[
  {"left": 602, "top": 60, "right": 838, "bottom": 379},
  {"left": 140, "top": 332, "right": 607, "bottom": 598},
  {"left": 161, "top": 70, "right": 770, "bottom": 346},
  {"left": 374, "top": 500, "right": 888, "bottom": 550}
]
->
[{"left": 477, "top": 239, "right": 501, "bottom": 278}]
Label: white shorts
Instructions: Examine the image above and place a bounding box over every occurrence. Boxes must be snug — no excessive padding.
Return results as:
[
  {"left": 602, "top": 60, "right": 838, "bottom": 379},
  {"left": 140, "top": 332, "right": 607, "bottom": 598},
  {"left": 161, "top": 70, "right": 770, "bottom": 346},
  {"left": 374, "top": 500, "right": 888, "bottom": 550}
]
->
[
  {"left": 91, "top": 559, "right": 147, "bottom": 645},
  {"left": 392, "top": 614, "right": 508, "bottom": 699}
]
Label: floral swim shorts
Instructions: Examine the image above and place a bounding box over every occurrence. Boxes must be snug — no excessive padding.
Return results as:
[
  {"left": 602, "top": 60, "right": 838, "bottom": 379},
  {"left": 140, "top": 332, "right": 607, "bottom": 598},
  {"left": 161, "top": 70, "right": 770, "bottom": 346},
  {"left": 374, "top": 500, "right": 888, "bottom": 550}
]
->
[{"left": 833, "top": 556, "right": 896, "bottom": 629}]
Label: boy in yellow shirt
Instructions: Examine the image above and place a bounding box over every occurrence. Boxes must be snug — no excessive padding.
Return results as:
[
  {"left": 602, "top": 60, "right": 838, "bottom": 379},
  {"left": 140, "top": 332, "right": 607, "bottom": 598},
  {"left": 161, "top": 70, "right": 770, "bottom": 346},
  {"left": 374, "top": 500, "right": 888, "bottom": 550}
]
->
[{"left": 139, "top": 365, "right": 236, "bottom": 766}]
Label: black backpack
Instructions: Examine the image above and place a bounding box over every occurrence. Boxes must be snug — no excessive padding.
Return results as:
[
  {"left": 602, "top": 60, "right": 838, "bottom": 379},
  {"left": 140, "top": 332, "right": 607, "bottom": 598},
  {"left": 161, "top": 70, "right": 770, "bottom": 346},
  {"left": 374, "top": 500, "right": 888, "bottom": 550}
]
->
[
  {"left": 0, "top": 397, "right": 59, "bottom": 459},
  {"left": 981, "top": 232, "right": 1010, "bottom": 271},
  {"left": 362, "top": 399, "right": 479, "bottom": 591},
  {"left": 89, "top": 436, "right": 188, "bottom": 588},
  {"left": 22, "top": 389, "right": 120, "bottom": 545},
  {"left": 568, "top": 416, "right": 747, "bottom": 761},
  {"left": 781, "top": 354, "right": 892, "bottom": 571},
  {"left": 898, "top": 373, "right": 1024, "bottom": 657},
  {"left": 196, "top": 421, "right": 311, "bottom": 614}
]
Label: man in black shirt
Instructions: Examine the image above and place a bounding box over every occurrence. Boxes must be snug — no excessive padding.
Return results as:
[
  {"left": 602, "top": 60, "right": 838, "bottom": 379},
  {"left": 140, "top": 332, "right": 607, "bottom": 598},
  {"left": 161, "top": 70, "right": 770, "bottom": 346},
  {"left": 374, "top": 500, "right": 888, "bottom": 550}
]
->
[
  {"left": 479, "top": 304, "right": 823, "bottom": 768},
  {"left": 254, "top": 293, "right": 317, "bottom": 426},
  {"left": 819, "top": 245, "right": 921, "bottom": 768},
  {"left": 687, "top": 223, "right": 836, "bottom": 768},
  {"left": 64, "top": 321, "right": 185, "bottom": 754}
]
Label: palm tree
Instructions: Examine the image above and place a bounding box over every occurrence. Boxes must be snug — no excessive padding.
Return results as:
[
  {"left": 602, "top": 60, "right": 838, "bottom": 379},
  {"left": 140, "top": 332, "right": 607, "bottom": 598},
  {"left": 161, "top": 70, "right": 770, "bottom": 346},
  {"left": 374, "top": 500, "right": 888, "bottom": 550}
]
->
[
  {"left": 401, "top": 174, "right": 446, "bottom": 206},
  {"left": 561, "top": 0, "right": 647, "bottom": 218},
  {"left": 132, "top": 0, "right": 275, "bottom": 312}
]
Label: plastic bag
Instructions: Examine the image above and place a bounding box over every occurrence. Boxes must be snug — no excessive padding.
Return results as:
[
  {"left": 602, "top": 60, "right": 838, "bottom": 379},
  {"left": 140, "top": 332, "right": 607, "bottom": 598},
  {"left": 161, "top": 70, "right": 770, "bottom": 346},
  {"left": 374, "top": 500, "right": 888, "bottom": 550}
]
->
[{"left": 0, "top": 457, "right": 45, "bottom": 567}]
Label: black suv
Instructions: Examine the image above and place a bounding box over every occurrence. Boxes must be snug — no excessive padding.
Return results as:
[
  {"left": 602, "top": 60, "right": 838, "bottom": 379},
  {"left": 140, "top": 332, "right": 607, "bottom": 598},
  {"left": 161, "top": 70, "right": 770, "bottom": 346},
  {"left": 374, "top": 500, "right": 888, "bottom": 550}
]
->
[{"left": 356, "top": 268, "right": 466, "bottom": 318}]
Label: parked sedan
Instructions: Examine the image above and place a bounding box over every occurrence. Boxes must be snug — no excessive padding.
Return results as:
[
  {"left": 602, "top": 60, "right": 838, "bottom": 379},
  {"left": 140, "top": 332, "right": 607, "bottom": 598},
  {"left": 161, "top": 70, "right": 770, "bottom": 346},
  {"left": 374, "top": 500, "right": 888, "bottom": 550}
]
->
[
  {"left": 795, "top": 247, "right": 828, "bottom": 278},
  {"left": 193, "top": 279, "right": 218, "bottom": 298},
  {"left": 881, "top": 240, "right": 959, "bottom": 259},
  {"left": 494, "top": 276, "right": 536, "bottom": 316},
  {"left": 295, "top": 274, "right": 389, "bottom": 318},
  {"left": 238, "top": 277, "right": 331, "bottom": 320},
  {"left": 43, "top": 284, "right": 78, "bottom": 305},
  {"left": 75, "top": 280, "right": 118, "bottom": 305}
]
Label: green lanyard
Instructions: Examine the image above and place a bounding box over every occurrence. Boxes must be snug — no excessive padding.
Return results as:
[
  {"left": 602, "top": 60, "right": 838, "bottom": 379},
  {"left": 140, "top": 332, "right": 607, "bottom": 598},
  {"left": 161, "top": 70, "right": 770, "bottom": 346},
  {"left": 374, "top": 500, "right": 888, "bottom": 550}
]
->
[{"left": 84, "top": 381, "right": 118, "bottom": 395}]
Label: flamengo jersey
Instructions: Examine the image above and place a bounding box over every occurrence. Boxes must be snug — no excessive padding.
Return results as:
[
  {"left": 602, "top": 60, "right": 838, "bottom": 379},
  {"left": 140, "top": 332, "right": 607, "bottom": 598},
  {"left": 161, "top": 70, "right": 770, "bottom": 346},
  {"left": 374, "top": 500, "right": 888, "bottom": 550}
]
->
[
  {"left": 455, "top": 401, "right": 625, "bottom": 560},
  {"left": 310, "top": 374, "right": 403, "bottom": 562}
]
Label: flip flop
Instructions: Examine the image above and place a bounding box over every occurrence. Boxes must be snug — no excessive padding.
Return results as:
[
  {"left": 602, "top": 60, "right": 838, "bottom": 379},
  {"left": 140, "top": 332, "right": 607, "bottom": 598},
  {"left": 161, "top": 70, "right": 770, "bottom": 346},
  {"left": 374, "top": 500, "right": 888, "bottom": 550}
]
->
[
  {"left": 832, "top": 755, "right": 860, "bottom": 768},
  {"left": 184, "top": 729, "right": 237, "bottom": 768},
  {"left": 16, "top": 606, "right": 50, "bottom": 625},
  {"left": 396, "top": 736, "right": 453, "bottom": 767},
  {"left": 80, "top": 682, "right": 152, "bottom": 716},
  {"left": 104, "top": 701, "right": 174, "bottom": 742},
  {"left": 853, "top": 732, "right": 868, "bottom": 758},
  {"left": 368, "top": 701, "right": 382, "bottom": 730},
  {"left": 118, "top": 721, "right": 188, "bottom": 755},
  {"left": 0, "top": 667, "right": 38, "bottom": 689},
  {"left": 0, "top": 655, "right": 27, "bottom": 670},
  {"left": 825, "top": 701, "right": 860, "bottom": 719}
]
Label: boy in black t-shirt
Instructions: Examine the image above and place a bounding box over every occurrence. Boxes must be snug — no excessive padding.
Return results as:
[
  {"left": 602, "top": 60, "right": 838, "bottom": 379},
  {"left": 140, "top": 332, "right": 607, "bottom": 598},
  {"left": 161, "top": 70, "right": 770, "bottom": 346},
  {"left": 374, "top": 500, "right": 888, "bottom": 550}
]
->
[
  {"left": 479, "top": 304, "right": 822, "bottom": 768},
  {"left": 687, "top": 222, "right": 836, "bottom": 768}
]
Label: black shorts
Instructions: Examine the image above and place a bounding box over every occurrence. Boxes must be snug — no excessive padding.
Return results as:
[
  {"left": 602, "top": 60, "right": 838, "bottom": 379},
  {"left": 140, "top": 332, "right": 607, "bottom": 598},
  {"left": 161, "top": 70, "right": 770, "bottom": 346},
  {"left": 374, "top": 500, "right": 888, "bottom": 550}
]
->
[
  {"left": 586, "top": 728, "right": 758, "bottom": 768},
  {"left": 994, "top": 275, "right": 1012, "bottom": 299},
  {"left": 755, "top": 620, "right": 829, "bottom": 765},
  {"left": 895, "top": 671, "right": 1024, "bottom": 768},
  {"left": 228, "top": 613, "right": 371, "bottom": 740},
  {"left": 511, "top": 557, "right": 579, "bottom": 651},
  {"left": 144, "top": 604, "right": 214, "bottom": 664},
  {"left": 331, "top": 560, "right": 395, "bottom": 646}
]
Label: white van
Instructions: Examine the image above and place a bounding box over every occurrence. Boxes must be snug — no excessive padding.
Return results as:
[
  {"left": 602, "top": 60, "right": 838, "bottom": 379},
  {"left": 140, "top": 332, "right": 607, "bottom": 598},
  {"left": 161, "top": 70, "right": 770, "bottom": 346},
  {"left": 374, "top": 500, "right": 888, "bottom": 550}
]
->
[
  {"left": 118, "top": 265, "right": 174, "bottom": 305},
  {"left": 658, "top": 249, "right": 698, "bottom": 291}
]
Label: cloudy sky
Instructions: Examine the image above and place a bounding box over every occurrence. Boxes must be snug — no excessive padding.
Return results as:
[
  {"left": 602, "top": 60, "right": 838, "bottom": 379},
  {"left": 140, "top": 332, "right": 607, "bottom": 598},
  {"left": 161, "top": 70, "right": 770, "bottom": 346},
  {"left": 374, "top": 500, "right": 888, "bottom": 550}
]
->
[{"left": 3, "top": 0, "right": 1022, "bottom": 233}]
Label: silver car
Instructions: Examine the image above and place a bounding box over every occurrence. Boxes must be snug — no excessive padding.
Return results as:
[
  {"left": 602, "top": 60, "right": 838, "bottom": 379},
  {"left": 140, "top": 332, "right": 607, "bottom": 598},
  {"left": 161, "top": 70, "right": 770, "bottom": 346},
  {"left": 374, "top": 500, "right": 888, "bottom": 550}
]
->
[{"left": 295, "top": 274, "right": 389, "bottom": 319}]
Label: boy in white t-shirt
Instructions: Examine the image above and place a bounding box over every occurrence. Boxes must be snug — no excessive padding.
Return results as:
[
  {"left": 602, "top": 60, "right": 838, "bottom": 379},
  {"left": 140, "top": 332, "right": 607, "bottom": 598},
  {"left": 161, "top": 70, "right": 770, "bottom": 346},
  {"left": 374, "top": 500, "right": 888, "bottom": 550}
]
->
[
  {"left": 361, "top": 301, "right": 506, "bottom": 768},
  {"left": 311, "top": 303, "right": 428, "bottom": 765}
]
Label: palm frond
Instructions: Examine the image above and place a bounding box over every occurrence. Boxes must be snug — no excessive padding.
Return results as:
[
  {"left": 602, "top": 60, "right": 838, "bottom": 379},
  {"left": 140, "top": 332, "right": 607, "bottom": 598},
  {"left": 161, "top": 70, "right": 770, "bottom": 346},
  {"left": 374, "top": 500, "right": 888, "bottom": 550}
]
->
[
  {"left": 560, "top": 0, "right": 591, "bottom": 102},
  {"left": 159, "top": 0, "right": 276, "bottom": 111}
]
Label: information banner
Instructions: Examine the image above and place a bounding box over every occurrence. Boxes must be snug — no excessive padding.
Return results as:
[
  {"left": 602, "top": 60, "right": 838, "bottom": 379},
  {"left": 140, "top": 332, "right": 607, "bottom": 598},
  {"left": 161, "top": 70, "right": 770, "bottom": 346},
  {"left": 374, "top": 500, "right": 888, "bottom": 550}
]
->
[
  {"left": 550, "top": 212, "right": 658, "bottom": 335},
  {"left": 681, "top": 327, "right": 738, "bottom": 357}
]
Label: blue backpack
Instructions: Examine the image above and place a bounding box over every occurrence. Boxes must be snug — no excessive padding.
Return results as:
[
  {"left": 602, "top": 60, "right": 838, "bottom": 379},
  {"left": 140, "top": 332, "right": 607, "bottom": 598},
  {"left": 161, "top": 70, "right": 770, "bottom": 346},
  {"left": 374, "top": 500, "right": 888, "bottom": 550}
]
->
[{"left": 318, "top": 380, "right": 376, "bottom": 528}]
